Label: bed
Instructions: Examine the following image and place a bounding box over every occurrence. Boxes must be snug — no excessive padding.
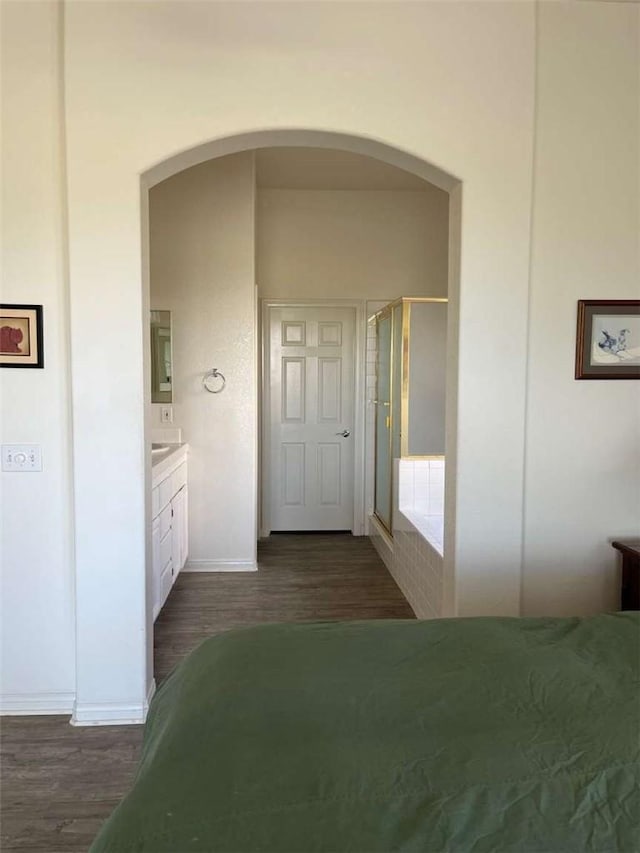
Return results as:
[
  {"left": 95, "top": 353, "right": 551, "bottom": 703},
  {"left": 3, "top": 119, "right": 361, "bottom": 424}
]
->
[{"left": 90, "top": 612, "right": 639, "bottom": 852}]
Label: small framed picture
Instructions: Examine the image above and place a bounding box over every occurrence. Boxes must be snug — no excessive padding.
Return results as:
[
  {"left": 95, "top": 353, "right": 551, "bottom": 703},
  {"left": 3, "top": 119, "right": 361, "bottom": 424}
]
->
[
  {"left": 0, "top": 304, "right": 44, "bottom": 369},
  {"left": 575, "top": 300, "right": 640, "bottom": 380}
]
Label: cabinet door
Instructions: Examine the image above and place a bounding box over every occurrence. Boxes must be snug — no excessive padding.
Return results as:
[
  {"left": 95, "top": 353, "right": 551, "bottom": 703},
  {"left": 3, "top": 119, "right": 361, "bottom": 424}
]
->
[
  {"left": 151, "top": 517, "right": 161, "bottom": 620},
  {"left": 180, "top": 484, "right": 189, "bottom": 570},
  {"left": 160, "top": 560, "right": 173, "bottom": 607},
  {"left": 171, "top": 485, "right": 188, "bottom": 578}
]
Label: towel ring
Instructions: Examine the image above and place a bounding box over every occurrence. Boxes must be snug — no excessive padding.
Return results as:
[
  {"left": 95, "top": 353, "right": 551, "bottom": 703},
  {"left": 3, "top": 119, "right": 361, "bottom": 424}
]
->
[{"left": 203, "top": 368, "right": 226, "bottom": 394}]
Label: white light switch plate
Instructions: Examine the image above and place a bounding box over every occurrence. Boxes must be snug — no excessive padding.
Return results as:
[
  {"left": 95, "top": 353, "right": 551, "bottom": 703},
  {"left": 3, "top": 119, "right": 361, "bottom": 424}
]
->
[
  {"left": 160, "top": 406, "right": 173, "bottom": 424},
  {"left": 2, "top": 445, "right": 43, "bottom": 472}
]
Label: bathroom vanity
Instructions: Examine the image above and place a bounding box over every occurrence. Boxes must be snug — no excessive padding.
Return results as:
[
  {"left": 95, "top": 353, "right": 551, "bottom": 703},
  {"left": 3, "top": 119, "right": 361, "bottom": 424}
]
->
[{"left": 151, "top": 444, "right": 189, "bottom": 619}]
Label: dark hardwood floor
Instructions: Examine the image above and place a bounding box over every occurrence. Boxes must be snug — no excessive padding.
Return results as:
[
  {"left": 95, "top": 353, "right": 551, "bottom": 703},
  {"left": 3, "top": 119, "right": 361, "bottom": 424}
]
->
[{"left": 1, "top": 534, "right": 413, "bottom": 852}]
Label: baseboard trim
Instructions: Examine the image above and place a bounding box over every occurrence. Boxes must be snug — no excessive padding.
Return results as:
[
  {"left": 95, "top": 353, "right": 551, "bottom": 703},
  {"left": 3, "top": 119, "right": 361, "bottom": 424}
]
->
[
  {"left": 183, "top": 559, "right": 258, "bottom": 573},
  {"left": 71, "top": 680, "right": 155, "bottom": 727},
  {"left": 146, "top": 678, "right": 156, "bottom": 710},
  {"left": 71, "top": 697, "right": 149, "bottom": 727},
  {"left": 0, "top": 692, "right": 75, "bottom": 716}
]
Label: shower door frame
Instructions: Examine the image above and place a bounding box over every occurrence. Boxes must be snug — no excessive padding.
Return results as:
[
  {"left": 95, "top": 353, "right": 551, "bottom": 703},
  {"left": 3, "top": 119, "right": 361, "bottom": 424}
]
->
[
  {"left": 372, "top": 302, "right": 395, "bottom": 536},
  {"left": 372, "top": 296, "right": 448, "bottom": 537}
]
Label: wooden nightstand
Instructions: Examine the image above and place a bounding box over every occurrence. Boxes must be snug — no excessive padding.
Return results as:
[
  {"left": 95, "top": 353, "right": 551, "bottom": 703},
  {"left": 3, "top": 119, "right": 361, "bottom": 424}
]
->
[{"left": 612, "top": 539, "right": 640, "bottom": 611}]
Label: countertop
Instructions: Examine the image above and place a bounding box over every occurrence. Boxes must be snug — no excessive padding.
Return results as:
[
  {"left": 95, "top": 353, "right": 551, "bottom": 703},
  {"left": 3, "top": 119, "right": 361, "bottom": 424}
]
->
[{"left": 151, "top": 442, "right": 189, "bottom": 484}]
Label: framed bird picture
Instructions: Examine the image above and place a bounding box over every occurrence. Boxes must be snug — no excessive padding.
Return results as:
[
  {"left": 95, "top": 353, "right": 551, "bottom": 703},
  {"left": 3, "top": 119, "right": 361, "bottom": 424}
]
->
[{"left": 575, "top": 300, "right": 640, "bottom": 379}]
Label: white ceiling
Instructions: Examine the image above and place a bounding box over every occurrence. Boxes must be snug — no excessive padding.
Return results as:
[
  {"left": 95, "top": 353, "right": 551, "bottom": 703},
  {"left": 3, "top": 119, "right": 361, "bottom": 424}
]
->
[{"left": 255, "top": 147, "right": 438, "bottom": 191}]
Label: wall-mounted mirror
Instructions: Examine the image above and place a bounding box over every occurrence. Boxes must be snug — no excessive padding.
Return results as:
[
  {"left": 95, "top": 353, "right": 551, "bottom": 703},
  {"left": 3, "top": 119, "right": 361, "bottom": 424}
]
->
[{"left": 150, "top": 310, "right": 173, "bottom": 403}]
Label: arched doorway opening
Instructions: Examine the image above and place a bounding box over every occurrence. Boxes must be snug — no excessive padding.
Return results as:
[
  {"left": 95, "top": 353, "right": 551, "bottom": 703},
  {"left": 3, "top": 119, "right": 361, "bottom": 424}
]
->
[{"left": 140, "top": 130, "right": 462, "bottom": 706}]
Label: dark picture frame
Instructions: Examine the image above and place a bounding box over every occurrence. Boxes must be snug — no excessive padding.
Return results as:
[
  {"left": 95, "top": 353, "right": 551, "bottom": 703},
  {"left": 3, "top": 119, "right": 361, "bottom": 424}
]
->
[
  {"left": 0, "top": 304, "right": 44, "bottom": 369},
  {"left": 575, "top": 300, "right": 640, "bottom": 380}
]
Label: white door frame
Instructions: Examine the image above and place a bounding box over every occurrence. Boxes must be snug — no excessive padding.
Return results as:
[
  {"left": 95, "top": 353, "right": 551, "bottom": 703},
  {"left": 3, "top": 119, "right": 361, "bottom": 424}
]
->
[{"left": 260, "top": 298, "right": 366, "bottom": 538}]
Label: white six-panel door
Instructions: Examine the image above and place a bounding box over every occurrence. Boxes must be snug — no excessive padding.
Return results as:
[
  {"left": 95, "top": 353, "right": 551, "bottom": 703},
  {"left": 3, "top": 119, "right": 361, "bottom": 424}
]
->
[{"left": 267, "top": 306, "right": 356, "bottom": 531}]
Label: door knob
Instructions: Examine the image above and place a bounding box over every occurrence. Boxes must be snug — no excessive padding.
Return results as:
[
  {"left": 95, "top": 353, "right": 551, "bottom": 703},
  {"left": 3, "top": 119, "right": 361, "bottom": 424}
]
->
[{"left": 336, "top": 429, "right": 351, "bottom": 438}]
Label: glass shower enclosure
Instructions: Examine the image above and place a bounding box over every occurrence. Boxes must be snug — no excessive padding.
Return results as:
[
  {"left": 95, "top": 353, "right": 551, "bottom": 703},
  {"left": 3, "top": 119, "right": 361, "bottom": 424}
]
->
[{"left": 372, "top": 297, "right": 447, "bottom": 534}]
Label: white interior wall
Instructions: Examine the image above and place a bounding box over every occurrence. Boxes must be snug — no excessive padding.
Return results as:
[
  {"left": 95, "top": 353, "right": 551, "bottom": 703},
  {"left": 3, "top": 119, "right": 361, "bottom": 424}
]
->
[
  {"left": 37, "top": 0, "right": 538, "bottom": 719},
  {"left": 256, "top": 189, "right": 448, "bottom": 300},
  {"left": 63, "top": 3, "right": 537, "bottom": 726},
  {"left": 149, "top": 154, "right": 257, "bottom": 569},
  {"left": 2, "top": 0, "right": 636, "bottom": 721},
  {"left": 0, "top": 1, "right": 76, "bottom": 712},
  {"left": 523, "top": 2, "right": 640, "bottom": 616}
]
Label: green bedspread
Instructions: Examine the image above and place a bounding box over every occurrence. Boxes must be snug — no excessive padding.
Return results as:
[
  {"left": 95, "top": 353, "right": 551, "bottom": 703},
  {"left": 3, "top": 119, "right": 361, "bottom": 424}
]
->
[{"left": 90, "top": 613, "right": 640, "bottom": 852}]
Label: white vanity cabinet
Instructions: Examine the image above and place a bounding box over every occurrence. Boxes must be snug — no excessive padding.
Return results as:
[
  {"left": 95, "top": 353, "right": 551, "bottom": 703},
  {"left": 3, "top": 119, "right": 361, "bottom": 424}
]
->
[{"left": 151, "top": 446, "right": 189, "bottom": 620}]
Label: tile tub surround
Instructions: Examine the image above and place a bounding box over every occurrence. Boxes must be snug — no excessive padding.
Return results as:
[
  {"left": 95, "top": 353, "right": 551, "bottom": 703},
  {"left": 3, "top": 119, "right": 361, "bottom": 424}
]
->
[
  {"left": 370, "top": 457, "right": 445, "bottom": 619},
  {"left": 401, "top": 510, "right": 444, "bottom": 557},
  {"left": 398, "top": 458, "right": 445, "bottom": 521},
  {"left": 392, "top": 511, "right": 444, "bottom": 619},
  {"left": 393, "top": 458, "right": 445, "bottom": 618},
  {"left": 369, "top": 512, "right": 394, "bottom": 573},
  {"left": 397, "top": 458, "right": 444, "bottom": 557}
]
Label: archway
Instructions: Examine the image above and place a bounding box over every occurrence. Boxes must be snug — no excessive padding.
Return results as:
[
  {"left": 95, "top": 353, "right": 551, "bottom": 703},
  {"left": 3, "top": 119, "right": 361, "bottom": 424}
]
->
[
  {"left": 142, "top": 129, "right": 459, "bottom": 192},
  {"left": 76, "top": 122, "right": 540, "bottom": 728},
  {"left": 138, "top": 129, "right": 462, "bottom": 714},
  {"left": 70, "top": 120, "right": 531, "bottom": 727}
]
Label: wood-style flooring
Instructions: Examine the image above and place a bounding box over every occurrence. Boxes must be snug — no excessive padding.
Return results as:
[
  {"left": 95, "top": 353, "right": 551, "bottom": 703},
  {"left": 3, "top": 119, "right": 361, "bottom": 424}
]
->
[{"left": 1, "top": 533, "right": 413, "bottom": 852}]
